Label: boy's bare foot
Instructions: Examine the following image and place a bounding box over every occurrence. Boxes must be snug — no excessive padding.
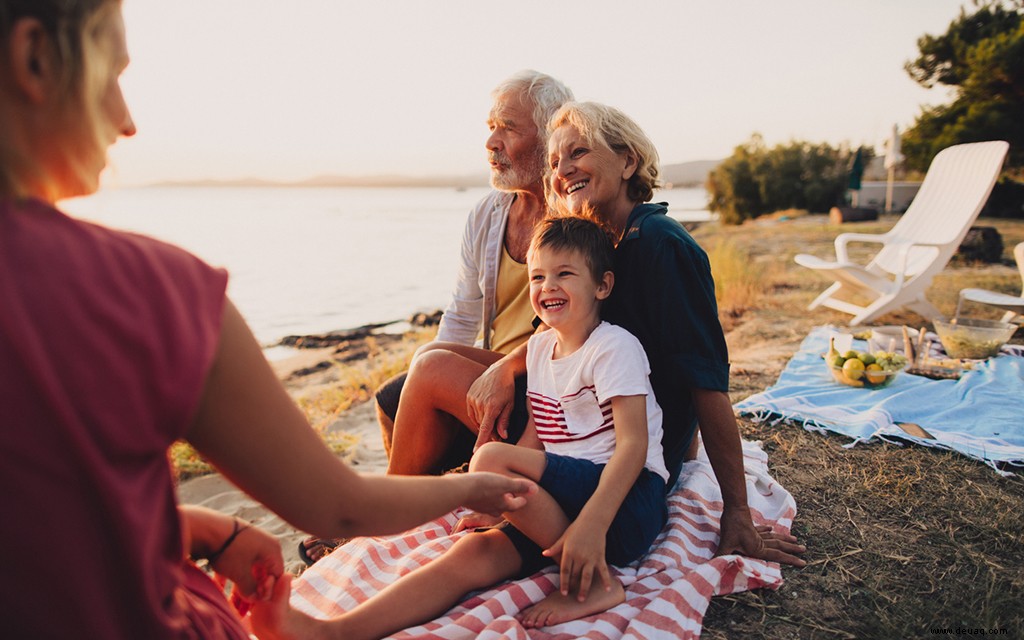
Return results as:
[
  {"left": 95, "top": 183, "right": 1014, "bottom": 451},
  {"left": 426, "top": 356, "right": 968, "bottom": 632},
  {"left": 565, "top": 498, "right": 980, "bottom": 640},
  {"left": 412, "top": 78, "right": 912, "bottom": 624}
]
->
[
  {"left": 518, "top": 578, "right": 625, "bottom": 628},
  {"left": 250, "top": 574, "right": 333, "bottom": 640}
]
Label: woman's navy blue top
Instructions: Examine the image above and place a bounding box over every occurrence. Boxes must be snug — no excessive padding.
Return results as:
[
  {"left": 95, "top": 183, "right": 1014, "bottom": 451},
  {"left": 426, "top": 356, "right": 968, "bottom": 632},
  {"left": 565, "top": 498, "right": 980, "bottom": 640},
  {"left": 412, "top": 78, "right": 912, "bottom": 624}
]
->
[{"left": 602, "top": 202, "right": 731, "bottom": 487}]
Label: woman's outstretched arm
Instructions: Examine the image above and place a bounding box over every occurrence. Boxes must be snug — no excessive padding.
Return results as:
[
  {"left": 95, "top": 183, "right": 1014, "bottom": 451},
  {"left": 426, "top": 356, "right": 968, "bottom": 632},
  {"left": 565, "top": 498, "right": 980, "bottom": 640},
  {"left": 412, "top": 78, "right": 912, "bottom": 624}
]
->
[{"left": 185, "top": 300, "right": 535, "bottom": 540}]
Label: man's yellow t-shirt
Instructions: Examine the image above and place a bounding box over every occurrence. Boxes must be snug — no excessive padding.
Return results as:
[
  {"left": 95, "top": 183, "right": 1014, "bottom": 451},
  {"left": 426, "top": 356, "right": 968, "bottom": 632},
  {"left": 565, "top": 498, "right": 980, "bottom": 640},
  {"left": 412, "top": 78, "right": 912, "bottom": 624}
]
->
[{"left": 488, "top": 245, "right": 535, "bottom": 354}]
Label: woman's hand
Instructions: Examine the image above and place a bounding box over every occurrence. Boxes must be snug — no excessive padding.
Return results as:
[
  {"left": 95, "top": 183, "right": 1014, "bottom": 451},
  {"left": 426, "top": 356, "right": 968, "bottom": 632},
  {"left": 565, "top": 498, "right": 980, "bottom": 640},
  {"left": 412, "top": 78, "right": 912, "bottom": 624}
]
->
[
  {"left": 209, "top": 522, "right": 285, "bottom": 602},
  {"left": 182, "top": 505, "right": 284, "bottom": 612},
  {"left": 458, "top": 472, "right": 536, "bottom": 517},
  {"left": 715, "top": 506, "right": 806, "bottom": 567},
  {"left": 543, "top": 520, "right": 612, "bottom": 602}
]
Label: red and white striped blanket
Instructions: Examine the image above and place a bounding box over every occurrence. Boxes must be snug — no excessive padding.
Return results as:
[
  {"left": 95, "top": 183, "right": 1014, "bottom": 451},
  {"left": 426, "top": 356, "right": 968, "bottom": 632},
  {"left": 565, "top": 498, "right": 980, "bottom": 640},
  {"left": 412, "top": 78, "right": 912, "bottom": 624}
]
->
[{"left": 292, "top": 440, "right": 796, "bottom": 639}]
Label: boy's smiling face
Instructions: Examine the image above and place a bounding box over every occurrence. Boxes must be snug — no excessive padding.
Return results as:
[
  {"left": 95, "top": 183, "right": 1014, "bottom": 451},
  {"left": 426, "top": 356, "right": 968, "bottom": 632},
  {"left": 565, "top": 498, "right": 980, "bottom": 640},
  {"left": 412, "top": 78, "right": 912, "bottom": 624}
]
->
[{"left": 528, "top": 244, "right": 612, "bottom": 333}]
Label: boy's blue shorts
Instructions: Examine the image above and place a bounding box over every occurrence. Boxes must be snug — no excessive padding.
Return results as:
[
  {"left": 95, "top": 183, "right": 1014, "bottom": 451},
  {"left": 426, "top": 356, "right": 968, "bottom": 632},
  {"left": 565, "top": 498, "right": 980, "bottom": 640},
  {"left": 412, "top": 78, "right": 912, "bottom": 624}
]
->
[{"left": 493, "top": 452, "right": 668, "bottom": 577}]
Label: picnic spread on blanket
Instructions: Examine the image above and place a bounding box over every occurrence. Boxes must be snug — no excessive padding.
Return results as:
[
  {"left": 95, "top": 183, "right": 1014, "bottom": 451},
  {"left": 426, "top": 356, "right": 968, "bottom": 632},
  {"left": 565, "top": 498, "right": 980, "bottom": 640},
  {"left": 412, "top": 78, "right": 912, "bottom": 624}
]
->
[
  {"left": 736, "top": 325, "right": 1024, "bottom": 474},
  {"left": 292, "top": 441, "right": 796, "bottom": 639}
]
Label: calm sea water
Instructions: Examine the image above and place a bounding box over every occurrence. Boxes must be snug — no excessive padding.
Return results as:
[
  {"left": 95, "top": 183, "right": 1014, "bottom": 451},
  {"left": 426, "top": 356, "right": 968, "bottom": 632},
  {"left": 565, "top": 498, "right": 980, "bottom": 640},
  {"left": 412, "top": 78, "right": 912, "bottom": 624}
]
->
[{"left": 62, "top": 186, "right": 710, "bottom": 346}]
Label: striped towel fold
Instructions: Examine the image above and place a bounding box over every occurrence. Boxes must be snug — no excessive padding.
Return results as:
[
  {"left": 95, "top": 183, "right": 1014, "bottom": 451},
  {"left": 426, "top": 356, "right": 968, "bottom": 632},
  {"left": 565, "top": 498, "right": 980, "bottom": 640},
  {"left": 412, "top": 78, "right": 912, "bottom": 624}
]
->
[{"left": 291, "top": 440, "right": 795, "bottom": 639}]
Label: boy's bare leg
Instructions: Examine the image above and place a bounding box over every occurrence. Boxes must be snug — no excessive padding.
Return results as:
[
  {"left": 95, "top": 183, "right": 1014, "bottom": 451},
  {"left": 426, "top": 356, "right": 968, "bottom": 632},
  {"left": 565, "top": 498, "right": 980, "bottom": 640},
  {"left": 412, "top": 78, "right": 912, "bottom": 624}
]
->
[
  {"left": 471, "top": 443, "right": 627, "bottom": 627},
  {"left": 252, "top": 529, "right": 523, "bottom": 640},
  {"left": 470, "top": 443, "right": 568, "bottom": 547}
]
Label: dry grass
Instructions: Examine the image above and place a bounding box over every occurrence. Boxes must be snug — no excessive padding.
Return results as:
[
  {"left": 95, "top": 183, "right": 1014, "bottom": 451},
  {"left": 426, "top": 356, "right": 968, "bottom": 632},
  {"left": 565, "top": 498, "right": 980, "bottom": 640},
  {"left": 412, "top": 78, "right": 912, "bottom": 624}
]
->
[
  {"left": 707, "top": 238, "right": 779, "bottom": 319},
  {"left": 690, "top": 213, "right": 1024, "bottom": 638},
  {"left": 294, "top": 329, "right": 435, "bottom": 432}
]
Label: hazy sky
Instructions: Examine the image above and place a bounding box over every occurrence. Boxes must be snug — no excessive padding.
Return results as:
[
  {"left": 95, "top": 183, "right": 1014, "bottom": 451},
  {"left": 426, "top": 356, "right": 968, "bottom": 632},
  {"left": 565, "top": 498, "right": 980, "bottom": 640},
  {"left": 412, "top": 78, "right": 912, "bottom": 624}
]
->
[{"left": 107, "top": 0, "right": 968, "bottom": 186}]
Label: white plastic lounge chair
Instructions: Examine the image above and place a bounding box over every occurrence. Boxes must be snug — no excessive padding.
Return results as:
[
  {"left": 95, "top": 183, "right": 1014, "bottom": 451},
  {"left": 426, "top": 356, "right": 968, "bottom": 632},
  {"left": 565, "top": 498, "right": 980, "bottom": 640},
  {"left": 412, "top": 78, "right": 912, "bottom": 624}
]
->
[
  {"left": 795, "top": 140, "right": 1009, "bottom": 326},
  {"left": 958, "top": 241, "right": 1024, "bottom": 323}
]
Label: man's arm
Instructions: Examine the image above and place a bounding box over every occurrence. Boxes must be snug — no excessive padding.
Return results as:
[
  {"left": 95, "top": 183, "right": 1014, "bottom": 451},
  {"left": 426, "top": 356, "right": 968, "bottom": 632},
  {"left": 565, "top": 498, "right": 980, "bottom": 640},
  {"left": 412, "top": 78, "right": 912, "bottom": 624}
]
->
[{"left": 437, "top": 195, "right": 499, "bottom": 345}]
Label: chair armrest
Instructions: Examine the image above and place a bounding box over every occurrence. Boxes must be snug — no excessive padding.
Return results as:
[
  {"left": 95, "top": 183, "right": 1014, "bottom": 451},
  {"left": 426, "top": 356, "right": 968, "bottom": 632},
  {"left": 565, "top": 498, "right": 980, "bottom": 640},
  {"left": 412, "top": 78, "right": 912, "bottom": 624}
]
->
[
  {"left": 834, "top": 232, "right": 888, "bottom": 263},
  {"left": 883, "top": 239, "right": 949, "bottom": 288}
]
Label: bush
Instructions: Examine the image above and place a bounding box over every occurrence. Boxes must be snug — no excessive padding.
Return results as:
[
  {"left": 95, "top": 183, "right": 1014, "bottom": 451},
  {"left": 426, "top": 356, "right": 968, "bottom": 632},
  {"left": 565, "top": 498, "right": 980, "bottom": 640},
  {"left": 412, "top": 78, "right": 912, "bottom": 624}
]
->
[
  {"left": 981, "top": 177, "right": 1024, "bottom": 219},
  {"left": 706, "top": 135, "right": 865, "bottom": 225}
]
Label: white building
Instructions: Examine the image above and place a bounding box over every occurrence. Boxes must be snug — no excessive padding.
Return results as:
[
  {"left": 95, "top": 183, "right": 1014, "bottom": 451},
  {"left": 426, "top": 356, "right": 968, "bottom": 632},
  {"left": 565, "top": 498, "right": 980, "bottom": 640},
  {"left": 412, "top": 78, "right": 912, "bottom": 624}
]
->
[{"left": 853, "top": 181, "right": 922, "bottom": 212}]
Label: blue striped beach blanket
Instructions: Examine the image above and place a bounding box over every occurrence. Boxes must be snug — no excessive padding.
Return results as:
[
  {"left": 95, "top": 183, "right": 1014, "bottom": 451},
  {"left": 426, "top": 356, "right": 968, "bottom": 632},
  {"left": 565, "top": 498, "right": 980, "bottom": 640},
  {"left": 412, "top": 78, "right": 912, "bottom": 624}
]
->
[{"left": 735, "top": 326, "right": 1024, "bottom": 474}]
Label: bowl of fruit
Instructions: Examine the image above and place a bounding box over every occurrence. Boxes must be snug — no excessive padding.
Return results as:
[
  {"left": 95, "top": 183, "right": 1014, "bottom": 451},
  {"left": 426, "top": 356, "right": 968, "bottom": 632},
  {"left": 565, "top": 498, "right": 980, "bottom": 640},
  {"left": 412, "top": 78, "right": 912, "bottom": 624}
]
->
[{"left": 826, "top": 337, "right": 909, "bottom": 388}]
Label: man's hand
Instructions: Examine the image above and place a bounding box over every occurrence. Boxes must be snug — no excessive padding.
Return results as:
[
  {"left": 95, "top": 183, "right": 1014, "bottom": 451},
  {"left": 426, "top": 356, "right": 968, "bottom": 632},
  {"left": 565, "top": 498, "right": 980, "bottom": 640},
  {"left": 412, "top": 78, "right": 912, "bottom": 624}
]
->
[
  {"left": 543, "top": 520, "right": 612, "bottom": 602},
  {"left": 460, "top": 472, "right": 536, "bottom": 517},
  {"left": 467, "top": 361, "right": 516, "bottom": 449},
  {"left": 715, "top": 506, "right": 806, "bottom": 567}
]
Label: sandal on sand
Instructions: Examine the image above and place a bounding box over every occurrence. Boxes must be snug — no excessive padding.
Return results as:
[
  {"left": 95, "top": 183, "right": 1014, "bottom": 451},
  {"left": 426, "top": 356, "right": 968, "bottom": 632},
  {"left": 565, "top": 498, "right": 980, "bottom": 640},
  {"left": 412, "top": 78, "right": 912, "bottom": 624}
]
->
[{"left": 298, "top": 537, "right": 346, "bottom": 567}]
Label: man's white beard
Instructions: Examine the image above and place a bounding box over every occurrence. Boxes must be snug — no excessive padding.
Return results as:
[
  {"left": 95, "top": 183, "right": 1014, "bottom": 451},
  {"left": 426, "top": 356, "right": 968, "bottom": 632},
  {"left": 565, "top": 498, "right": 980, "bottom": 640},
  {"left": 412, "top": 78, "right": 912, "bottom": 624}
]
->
[{"left": 490, "top": 145, "right": 545, "bottom": 192}]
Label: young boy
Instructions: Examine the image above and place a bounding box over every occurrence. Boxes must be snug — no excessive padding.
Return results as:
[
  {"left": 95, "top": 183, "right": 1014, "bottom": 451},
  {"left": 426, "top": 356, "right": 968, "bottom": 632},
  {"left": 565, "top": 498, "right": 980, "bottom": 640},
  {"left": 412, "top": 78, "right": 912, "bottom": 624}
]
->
[{"left": 251, "top": 216, "right": 668, "bottom": 639}]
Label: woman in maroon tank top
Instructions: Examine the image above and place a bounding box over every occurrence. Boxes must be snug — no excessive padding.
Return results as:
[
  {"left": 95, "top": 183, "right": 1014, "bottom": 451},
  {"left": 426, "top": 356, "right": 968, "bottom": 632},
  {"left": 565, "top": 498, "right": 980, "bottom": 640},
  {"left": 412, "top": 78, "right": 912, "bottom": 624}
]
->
[{"left": 0, "top": 2, "right": 535, "bottom": 638}]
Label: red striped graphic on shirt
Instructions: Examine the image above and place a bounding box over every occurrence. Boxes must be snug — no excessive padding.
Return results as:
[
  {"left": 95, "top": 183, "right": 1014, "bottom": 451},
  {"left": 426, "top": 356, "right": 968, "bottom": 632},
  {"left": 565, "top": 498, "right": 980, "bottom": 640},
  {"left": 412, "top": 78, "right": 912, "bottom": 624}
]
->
[{"left": 528, "top": 389, "right": 615, "bottom": 443}]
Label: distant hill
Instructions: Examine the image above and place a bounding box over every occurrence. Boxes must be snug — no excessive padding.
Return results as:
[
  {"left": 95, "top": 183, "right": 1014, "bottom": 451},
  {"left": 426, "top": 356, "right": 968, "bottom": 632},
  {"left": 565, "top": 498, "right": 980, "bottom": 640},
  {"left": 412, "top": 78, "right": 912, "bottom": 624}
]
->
[
  {"left": 297, "top": 173, "right": 489, "bottom": 189},
  {"left": 153, "top": 173, "right": 491, "bottom": 189},
  {"left": 152, "top": 161, "right": 723, "bottom": 190},
  {"left": 660, "top": 160, "right": 721, "bottom": 188}
]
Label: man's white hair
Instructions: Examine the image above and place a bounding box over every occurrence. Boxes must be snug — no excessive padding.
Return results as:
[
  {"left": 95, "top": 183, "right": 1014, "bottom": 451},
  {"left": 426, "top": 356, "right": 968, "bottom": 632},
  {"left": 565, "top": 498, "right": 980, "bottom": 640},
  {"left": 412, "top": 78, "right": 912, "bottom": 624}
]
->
[{"left": 491, "top": 70, "right": 574, "bottom": 134}]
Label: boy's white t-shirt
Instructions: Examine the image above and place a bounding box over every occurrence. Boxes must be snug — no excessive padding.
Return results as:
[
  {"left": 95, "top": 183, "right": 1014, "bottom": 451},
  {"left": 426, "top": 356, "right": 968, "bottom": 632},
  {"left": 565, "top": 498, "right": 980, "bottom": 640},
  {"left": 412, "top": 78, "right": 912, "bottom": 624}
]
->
[{"left": 526, "top": 321, "right": 669, "bottom": 482}]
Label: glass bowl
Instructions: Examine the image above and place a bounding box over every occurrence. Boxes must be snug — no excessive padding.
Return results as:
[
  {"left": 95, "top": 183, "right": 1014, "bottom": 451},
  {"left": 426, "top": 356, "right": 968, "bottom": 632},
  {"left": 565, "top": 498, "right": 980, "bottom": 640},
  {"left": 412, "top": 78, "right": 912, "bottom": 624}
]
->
[
  {"left": 933, "top": 318, "right": 1017, "bottom": 359},
  {"left": 831, "top": 360, "right": 905, "bottom": 389}
]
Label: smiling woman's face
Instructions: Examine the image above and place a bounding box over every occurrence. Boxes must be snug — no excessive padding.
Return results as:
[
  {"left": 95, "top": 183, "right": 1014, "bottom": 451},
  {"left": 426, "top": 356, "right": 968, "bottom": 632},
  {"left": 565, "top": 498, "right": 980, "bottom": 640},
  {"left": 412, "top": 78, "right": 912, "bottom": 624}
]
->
[{"left": 547, "top": 124, "right": 633, "bottom": 217}]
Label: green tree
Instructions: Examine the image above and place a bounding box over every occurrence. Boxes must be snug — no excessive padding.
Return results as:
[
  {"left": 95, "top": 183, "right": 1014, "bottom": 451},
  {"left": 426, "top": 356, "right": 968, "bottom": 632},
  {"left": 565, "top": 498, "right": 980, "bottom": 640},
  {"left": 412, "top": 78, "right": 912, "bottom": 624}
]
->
[
  {"left": 706, "top": 135, "right": 863, "bottom": 225},
  {"left": 706, "top": 135, "right": 766, "bottom": 225},
  {"left": 902, "top": 0, "right": 1024, "bottom": 175}
]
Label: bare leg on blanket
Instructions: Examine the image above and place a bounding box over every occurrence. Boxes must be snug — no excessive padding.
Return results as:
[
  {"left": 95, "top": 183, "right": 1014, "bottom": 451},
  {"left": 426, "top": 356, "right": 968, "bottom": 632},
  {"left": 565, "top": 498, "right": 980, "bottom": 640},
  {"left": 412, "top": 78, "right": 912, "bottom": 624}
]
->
[
  {"left": 253, "top": 442, "right": 628, "bottom": 638},
  {"left": 250, "top": 530, "right": 523, "bottom": 640}
]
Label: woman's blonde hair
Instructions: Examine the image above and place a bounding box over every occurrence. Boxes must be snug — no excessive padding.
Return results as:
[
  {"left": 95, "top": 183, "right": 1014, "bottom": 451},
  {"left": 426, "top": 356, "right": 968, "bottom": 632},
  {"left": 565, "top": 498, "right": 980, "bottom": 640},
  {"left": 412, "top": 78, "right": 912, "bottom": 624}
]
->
[
  {"left": 0, "top": 0, "right": 122, "bottom": 197},
  {"left": 547, "top": 101, "right": 662, "bottom": 204}
]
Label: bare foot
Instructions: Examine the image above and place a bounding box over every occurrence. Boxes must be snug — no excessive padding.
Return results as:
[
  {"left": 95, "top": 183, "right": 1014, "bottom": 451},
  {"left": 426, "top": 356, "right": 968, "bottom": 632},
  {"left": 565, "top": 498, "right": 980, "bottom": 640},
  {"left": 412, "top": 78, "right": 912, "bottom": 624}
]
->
[
  {"left": 250, "top": 574, "right": 333, "bottom": 640},
  {"left": 298, "top": 537, "right": 346, "bottom": 566},
  {"left": 518, "top": 578, "right": 625, "bottom": 628}
]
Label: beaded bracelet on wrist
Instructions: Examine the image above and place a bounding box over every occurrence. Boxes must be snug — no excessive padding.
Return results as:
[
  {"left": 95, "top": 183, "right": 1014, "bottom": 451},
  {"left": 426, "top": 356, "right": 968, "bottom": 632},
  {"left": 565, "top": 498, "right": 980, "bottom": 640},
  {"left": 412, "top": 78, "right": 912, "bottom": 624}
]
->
[{"left": 203, "top": 518, "right": 250, "bottom": 565}]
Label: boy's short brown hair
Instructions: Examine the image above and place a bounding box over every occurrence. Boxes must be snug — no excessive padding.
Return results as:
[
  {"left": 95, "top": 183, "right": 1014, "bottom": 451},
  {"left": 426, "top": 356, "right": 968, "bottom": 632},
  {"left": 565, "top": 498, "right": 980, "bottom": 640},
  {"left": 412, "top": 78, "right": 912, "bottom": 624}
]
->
[{"left": 529, "top": 215, "right": 616, "bottom": 283}]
